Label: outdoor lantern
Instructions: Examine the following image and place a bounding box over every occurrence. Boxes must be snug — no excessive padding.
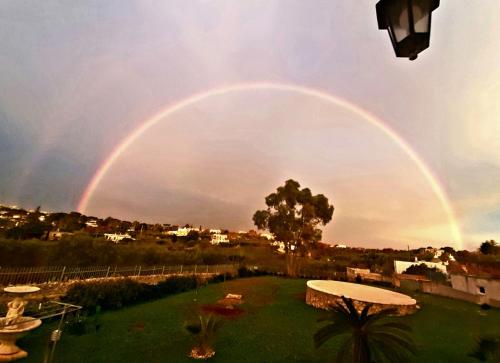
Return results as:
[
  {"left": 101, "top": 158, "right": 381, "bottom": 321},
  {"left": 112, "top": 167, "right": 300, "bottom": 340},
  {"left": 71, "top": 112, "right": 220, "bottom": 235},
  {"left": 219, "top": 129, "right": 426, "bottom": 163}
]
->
[{"left": 376, "top": 0, "right": 440, "bottom": 60}]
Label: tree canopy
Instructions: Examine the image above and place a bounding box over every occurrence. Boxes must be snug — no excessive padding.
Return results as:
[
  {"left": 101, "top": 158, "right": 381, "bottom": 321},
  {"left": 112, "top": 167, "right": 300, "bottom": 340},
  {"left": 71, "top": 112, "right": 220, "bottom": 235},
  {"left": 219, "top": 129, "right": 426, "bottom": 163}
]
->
[
  {"left": 253, "top": 179, "right": 334, "bottom": 275},
  {"left": 480, "top": 240, "right": 499, "bottom": 255}
]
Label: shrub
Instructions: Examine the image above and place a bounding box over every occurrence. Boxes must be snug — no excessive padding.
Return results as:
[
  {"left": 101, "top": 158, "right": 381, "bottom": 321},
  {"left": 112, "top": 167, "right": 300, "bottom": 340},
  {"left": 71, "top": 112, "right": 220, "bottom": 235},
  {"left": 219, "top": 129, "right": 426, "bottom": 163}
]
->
[
  {"left": 156, "top": 275, "right": 199, "bottom": 295},
  {"left": 63, "top": 279, "right": 148, "bottom": 313},
  {"left": 62, "top": 274, "right": 226, "bottom": 313},
  {"left": 237, "top": 266, "right": 269, "bottom": 278}
]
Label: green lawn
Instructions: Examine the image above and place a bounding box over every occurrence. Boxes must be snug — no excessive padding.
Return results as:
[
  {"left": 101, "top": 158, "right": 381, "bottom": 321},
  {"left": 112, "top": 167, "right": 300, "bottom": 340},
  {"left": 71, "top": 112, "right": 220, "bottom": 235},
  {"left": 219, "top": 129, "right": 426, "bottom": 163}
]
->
[{"left": 20, "top": 277, "right": 500, "bottom": 362}]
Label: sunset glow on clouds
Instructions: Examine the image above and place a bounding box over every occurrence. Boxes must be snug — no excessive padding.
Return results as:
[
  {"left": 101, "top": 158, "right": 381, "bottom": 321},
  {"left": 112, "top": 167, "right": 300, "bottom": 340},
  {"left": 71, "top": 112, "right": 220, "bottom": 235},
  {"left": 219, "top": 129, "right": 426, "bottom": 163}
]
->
[{"left": 1, "top": 1, "right": 499, "bottom": 249}]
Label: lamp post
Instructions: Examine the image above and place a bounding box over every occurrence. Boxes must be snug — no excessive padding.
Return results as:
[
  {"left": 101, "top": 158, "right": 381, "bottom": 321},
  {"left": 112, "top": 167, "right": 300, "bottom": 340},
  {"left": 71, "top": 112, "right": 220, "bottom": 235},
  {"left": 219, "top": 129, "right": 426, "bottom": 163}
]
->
[{"left": 376, "top": 0, "right": 440, "bottom": 60}]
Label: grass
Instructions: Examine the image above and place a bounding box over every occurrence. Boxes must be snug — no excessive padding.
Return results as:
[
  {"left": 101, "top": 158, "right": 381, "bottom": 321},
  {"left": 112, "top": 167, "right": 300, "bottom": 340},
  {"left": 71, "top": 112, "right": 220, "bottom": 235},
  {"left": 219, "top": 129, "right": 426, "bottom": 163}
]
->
[{"left": 19, "top": 276, "right": 500, "bottom": 363}]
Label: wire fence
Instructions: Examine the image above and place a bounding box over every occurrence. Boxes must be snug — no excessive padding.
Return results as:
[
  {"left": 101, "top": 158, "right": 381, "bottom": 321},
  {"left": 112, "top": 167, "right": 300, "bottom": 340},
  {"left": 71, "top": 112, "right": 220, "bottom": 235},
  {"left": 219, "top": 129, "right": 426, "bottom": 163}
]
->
[{"left": 0, "top": 264, "right": 237, "bottom": 287}]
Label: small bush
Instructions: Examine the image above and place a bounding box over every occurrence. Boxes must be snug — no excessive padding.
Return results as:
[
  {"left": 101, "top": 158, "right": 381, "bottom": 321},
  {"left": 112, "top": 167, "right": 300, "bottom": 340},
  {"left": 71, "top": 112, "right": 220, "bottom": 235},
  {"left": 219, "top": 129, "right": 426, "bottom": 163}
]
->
[
  {"left": 63, "top": 279, "right": 148, "bottom": 313},
  {"left": 237, "top": 266, "right": 269, "bottom": 278},
  {"left": 156, "top": 275, "right": 199, "bottom": 295}
]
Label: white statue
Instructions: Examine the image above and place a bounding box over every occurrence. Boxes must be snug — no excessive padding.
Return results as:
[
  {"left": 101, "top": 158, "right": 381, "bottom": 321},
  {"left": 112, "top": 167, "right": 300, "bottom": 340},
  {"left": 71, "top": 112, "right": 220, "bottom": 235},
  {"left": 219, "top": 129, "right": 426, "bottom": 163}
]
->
[{"left": 5, "top": 298, "right": 26, "bottom": 326}]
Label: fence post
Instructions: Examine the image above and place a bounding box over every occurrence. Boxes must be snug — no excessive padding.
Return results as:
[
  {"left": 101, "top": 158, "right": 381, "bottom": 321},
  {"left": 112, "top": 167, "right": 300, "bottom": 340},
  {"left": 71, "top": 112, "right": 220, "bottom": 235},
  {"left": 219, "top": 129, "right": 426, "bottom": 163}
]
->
[
  {"left": 215, "top": 265, "right": 219, "bottom": 274},
  {"left": 180, "top": 265, "right": 183, "bottom": 274},
  {"left": 106, "top": 266, "right": 111, "bottom": 278},
  {"left": 137, "top": 266, "right": 141, "bottom": 276},
  {"left": 194, "top": 265, "right": 197, "bottom": 275},
  {"left": 206, "top": 265, "right": 209, "bottom": 273},
  {"left": 161, "top": 266, "right": 165, "bottom": 276},
  {"left": 59, "top": 266, "right": 66, "bottom": 283}
]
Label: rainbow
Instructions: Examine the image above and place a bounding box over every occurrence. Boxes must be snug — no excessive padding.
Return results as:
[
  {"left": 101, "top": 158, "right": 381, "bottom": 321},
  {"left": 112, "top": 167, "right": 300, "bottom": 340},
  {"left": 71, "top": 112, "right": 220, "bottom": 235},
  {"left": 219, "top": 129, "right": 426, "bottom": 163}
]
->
[{"left": 77, "top": 82, "right": 463, "bottom": 247}]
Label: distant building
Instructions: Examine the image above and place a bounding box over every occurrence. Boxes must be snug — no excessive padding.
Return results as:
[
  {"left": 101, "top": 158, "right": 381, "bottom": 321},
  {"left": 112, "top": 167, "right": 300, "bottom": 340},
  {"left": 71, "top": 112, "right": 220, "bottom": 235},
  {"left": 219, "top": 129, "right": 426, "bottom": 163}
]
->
[
  {"left": 167, "top": 227, "right": 199, "bottom": 237},
  {"left": 394, "top": 258, "right": 448, "bottom": 275},
  {"left": 210, "top": 233, "right": 229, "bottom": 245},
  {"left": 271, "top": 241, "right": 295, "bottom": 254},
  {"left": 209, "top": 229, "right": 222, "bottom": 234},
  {"left": 86, "top": 220, "right": 98, "bottom": 228},
  {"left": 259, "top": 232, "right": 274, "bottom": 240},
  {"left": 334, "top": 244, "right": 347, "bottom": 248},
  {"left": 104, "top": 233, "right": 133, "bottom": 243}
]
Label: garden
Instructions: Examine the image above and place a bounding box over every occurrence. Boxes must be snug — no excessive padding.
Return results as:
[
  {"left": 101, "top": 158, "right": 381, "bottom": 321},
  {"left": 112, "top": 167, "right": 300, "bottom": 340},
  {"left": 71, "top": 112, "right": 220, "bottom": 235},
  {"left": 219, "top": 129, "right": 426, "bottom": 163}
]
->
[{"left": 15, "top": 276, "right": 500, "bottom": 362}]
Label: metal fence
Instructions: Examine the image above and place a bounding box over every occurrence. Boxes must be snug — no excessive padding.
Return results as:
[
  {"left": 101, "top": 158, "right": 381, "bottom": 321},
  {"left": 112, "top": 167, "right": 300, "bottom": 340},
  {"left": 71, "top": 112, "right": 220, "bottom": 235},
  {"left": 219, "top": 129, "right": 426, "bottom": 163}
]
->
[{"left": 0, "top": 264, "right": 237, "bottom": 287}]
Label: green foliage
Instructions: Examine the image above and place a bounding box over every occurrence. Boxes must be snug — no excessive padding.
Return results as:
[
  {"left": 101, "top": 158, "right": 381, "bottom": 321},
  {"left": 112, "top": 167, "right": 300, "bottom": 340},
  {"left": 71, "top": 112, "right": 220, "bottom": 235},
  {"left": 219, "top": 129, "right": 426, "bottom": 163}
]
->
[
  {"left": 5, "top": 221, "right": 49, "bottom": 239},
  {"left": 403, "top": 263, "right": 447, "bottom": 283},
  {"left": 253, "top": 179, "right": 334, "bottom": 275},
  {"left": 185, "top": 314, "right": 223, "bottom": 355},
  {"left": 314, "top": 296, "right": 417, "bottom": 363},
  {"left": 480, "top": 240, "right": 499, "bottom": 255},
  {"left": 62, "top": 278, "right": 149, "bottom": 313}
]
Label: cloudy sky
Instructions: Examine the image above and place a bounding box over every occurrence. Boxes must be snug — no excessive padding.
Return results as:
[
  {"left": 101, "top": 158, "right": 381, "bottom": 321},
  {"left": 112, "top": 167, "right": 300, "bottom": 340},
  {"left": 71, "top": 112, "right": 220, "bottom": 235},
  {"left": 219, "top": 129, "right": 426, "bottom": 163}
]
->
[{"left": 1, "top": 1, "right": 499, "bottom": 250}]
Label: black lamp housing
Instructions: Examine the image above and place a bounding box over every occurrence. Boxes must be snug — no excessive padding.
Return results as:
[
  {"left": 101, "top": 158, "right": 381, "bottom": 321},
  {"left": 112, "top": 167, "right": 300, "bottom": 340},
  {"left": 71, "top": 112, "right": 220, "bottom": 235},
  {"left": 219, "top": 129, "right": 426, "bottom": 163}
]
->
[{"left": 376, "top": 0, "right": 440, "bottom": 60}]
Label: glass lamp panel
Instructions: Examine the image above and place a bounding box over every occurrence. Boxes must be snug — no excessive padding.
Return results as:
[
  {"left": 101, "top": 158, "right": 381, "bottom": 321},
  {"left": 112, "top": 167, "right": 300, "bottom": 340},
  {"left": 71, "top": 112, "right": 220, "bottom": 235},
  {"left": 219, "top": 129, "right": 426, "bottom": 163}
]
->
[
  {"left": 388, "top": 1, "right": 410, "bottom": 42},
  {"left": 412, "top": 0, "right": 431, "bottom": 33}
]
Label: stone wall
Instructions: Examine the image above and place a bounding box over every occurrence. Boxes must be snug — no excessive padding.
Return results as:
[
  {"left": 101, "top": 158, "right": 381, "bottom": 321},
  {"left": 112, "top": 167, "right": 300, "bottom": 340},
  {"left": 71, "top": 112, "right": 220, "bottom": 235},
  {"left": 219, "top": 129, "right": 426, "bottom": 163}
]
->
[{"left": 305, "top": 285, "right": 417, "bottom": 316}]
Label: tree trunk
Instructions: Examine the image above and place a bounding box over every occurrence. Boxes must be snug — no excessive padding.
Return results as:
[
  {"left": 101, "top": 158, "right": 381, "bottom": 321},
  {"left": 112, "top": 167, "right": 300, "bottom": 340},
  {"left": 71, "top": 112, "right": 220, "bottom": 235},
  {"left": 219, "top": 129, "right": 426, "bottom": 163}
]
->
[{"left": 286, "top": 252, "right": 299, "bottom": 277}]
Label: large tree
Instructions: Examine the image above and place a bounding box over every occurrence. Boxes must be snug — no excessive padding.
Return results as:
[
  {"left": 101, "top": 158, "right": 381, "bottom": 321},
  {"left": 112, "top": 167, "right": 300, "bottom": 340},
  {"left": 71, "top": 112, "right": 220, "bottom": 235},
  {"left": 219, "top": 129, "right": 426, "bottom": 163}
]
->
[
  {"left": 480, "top": 240, "right": 498, "bottom": 255},
  {"left": 253, "top": 179, "right": 334, "bottom": 275}
]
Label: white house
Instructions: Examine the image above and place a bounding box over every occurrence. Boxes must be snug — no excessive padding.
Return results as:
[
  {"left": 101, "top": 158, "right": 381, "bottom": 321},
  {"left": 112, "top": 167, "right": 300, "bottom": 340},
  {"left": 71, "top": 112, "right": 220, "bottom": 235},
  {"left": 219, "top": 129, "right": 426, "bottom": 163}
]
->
[
  {"left": 167, "top": 227, "right": 198, "bottom": 237},
  {"left": 394, "top": 258, "right": 448, "bottom": 275},
  {"left": 209, "top": 229, "right": 222, "bottom": 234},
  {"left": 210, "top": 233, "right": 229, "bottom": 245},
  {"left": 271, "top": 241, "right": 295, "bottom": 254},
  {"left": 259, "top": 232, "right": 274, "bottom": 240},
  {"left": 86, "top": 220, "right": 98, "bottom": 228},
  {"left": 104, "top": 233, "right": 133, "bottom": 243}
]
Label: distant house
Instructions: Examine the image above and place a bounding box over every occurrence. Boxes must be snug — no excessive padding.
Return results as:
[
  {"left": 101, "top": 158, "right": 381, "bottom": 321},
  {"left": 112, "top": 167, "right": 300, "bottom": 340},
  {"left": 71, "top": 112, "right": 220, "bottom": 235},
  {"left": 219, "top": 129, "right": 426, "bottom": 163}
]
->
[
  {"left": 259, "top": 232, "right": 274, "bottom": 240},
  {"left": 334, "top": 244, "right": 347, "bottom": 248},
  {"left": 167, "top": 227, "right": 199, "bottom": 237},
  {"left": 209, "top": 229, "right": 222, "bottom": 234},
  {"left": 210, "top": 233, "right": 229, "bottom": 245},
  {"left": 86, "top": 220, "right": 98, "bottom": 228},
  {"left": 394, "top": 258, "right": 448, "bottom": 275},
  {"left": 104, "top": 233, "right": 133, "bottom": 243},
  {"left": 271, "top": 241, "right": 295, "bottom": 254},
  {"left": 450, "top": 274, "right": 500, "bottom": 307}
]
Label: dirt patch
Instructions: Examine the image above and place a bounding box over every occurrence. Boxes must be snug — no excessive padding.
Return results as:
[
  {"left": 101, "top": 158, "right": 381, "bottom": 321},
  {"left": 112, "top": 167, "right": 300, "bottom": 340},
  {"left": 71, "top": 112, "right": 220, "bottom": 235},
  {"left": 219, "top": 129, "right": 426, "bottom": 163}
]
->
[
  {"left": 293, "top": 292, "right": 306, "bottom": 301},
  {"left": 219, "top": 277, "right": 279, "bottom": 306},
  {"left": 129, "top": 321, "right": 145, "bottom": 333},
  {"left": 201, "top": 304, "right": 244, "bottom": 319}
]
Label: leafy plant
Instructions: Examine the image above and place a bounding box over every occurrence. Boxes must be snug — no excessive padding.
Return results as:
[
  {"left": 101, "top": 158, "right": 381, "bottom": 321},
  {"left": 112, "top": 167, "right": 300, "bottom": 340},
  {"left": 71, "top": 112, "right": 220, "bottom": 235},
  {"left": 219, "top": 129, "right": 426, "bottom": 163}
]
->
[
  {"left": 185, "top": 314, "right": 223, "bottom": 358},
  {"left": 314, "top": 296, "right": 417, "bottom": 363}
]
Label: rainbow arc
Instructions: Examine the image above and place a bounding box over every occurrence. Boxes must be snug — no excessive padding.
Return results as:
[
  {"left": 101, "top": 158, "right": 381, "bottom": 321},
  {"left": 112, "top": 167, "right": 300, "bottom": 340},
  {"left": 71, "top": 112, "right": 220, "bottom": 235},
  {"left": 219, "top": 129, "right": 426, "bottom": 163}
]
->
[{"left": 77, "top": 82, "right": 462, "bottom": 248}]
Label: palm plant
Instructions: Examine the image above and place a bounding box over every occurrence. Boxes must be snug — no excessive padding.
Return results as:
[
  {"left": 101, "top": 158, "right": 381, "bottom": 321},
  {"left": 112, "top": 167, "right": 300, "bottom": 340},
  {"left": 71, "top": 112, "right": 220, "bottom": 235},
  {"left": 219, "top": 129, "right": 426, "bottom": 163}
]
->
[
  {"left": 185, "top": 314, "right": 223, "bottom": 359},
  {"left": 314, "top": 296, "right": 417, "bottom": 363}
]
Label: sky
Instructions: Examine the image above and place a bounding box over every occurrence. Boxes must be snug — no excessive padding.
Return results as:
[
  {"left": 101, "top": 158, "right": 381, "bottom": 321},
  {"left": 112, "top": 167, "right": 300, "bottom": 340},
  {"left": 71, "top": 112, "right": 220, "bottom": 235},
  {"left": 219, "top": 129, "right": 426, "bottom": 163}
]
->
[{"left": 0, "top": 1, "right": 499, "bottom": 250}]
